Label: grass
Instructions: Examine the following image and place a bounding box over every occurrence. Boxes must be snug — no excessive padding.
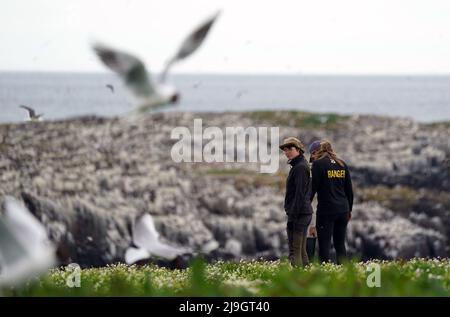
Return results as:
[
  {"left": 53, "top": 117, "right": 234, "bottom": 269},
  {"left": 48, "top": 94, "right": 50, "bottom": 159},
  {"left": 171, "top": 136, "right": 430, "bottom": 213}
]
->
[
  {"left": 201, "top": 168, "right": 287, "bottom": 192},
  {"left": 358, "top": 185, "right": 420, "bottom": 211},
  {"left": 2, "top": 258, "right": 449, "bottom": 297},
  {"left": 422, "top": 121, "right": 450, "bottom": 129},
  {"left": 357, "top": 185, "right": 450, "bottom": 216},
  {"left": 244, "top": 111, "right": 350, "bottom": 130}
]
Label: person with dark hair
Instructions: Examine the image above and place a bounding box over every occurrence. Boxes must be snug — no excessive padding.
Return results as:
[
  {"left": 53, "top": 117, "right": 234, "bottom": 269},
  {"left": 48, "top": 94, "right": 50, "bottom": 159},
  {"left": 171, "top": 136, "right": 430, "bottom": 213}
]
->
[
  {"left": 280, "top": 137, "right": 313, "bottom": 267},
  {"left": 309, "top": 140, "right": 353, "bottom": 264}
]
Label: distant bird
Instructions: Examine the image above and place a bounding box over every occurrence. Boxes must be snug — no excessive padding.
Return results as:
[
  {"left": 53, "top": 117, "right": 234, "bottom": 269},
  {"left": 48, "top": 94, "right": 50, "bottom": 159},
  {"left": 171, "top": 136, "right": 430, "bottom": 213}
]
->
[
  {"left": 105, "top": 84, "right": 115, "bottom": 93},
  {"left": 235, "top": 90, "right": 248, "bottom": 99},
  {"left": 125, "top": 213, "right": 190, "bottom": 264},
  {"left": 19, "top": 105, "right": 43, "bottom": 122},
  {"left": 92, "top": 10, "right": 221, "bottom": 114},
  {"left": 0, "top": 197, "right": 55, "bottom": 287}
]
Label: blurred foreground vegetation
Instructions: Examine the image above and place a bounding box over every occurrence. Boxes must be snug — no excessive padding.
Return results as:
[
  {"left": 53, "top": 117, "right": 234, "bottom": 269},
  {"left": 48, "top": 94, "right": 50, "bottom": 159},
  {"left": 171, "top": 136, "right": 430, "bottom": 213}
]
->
[{"left": 2, "top": 258, "right": 449, "bottom": 297}]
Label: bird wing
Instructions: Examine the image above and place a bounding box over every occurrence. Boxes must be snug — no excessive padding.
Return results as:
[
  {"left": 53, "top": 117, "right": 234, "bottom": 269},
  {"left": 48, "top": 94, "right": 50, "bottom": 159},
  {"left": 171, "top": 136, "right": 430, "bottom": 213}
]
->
[
  {"left": 0, "top": 197, "right": 55, "bottom": 286},
  {"left": 3, "top": 197, "right": 49, "bottom": 249},
  {"left": 133, "top": 214, "right": 160, "bottom": 243},
  {"left": 132, "top": 214, "right": 187, "bottom": 260},
  {"left": 0, "top": 217, "right": 29, "bottom": 267},
  {"left": 106, "top": 84, "right": 114, "bottom": 92},
  {"left": 19, "top": 105, "right": 36, "bottom": 117},
  {"left": 200, "top": 240, "right": 219, "bottom": 254},
  {"left": 93, "top": 43, "right": 156, "bottom": 99},
  {"left": 160, "top": 10, "right": 220, "bottom": 82},
  {"left": 124, "top": 247, "right": 150, "bottom": 264}
]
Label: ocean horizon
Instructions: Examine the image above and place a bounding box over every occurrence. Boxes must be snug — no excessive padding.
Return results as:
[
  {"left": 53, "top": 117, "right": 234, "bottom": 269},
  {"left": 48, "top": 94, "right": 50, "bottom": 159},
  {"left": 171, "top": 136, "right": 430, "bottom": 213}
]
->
[{"left": 1, "top": 72, "right": 449, "bottom": 123}]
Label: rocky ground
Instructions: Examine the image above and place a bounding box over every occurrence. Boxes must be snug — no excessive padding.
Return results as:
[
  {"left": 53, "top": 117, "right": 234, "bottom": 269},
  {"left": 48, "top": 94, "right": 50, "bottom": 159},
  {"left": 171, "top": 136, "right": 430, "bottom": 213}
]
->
[{"left": 0, "top": 111, "right": 449, "bottom": 267}]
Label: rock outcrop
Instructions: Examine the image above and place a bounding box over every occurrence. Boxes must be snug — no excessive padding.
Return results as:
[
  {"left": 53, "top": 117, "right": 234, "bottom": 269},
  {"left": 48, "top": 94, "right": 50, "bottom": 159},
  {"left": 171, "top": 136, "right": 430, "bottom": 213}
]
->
[{"left": 0, "top": 111, "right": 448, "bottom": 266}]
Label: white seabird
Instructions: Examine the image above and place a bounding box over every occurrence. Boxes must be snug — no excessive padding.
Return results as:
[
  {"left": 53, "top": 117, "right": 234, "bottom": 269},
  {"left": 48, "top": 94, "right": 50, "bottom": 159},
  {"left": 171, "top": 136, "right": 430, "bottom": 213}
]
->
[
  {"left": 92, "top": 10, "right": 221, "bottom": 114},
  {"left": 0, "top": 197, "right": 55, "bottom": 287},
  {"left": 125, "top": 213, "right": 190, "bottom": 264},
  {"left": 19, "top": 105, "right": 43, "bottom": 122}
]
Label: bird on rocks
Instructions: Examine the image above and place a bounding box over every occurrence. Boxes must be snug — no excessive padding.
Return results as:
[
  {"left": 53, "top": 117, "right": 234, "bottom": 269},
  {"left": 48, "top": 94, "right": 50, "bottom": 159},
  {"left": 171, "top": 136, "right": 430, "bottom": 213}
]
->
[{"left": 92, "top": 10, "right": 221, "bottom": 115}]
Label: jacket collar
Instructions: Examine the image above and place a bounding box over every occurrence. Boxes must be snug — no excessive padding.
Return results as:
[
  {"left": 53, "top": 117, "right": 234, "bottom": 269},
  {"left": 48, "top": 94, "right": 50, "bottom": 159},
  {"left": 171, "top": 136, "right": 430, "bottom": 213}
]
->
[{"left": 288, "top": 154, "right": 304, "bottom": 167}]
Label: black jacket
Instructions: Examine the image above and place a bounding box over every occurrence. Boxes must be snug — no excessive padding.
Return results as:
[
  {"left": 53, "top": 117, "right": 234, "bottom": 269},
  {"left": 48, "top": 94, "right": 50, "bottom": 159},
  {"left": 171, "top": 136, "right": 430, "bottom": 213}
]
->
[
  {"left": 284, "top": 154, "right": 313, "bottom": 221},
  {"left": 311, "top": 156, "right": 353, "bottom": 215}
]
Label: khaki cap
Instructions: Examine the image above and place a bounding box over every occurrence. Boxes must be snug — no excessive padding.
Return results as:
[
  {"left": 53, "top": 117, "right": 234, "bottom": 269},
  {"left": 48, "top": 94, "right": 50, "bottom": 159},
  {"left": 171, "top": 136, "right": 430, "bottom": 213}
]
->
[{"left": 279, "top": 137, "right": 305, "bottom": 152}]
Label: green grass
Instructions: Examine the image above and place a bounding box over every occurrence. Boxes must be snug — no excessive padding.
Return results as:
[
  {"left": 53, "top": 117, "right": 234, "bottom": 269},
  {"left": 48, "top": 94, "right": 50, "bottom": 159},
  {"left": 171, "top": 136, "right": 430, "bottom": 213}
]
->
[
  {"left": 201, "top": 168, "right": 287, "bottom": 192},
  {"left": 3, "top": 258, "right": 449, "bottom": 297},
  {"left": 357, "top": 185, "right": 450, "bottom": 217},
  {"left": 422, "top": 121, "right": 450, "bottom": 129},
  {"left": 244, "top": 111, "right": 350, "bottom": 130}
]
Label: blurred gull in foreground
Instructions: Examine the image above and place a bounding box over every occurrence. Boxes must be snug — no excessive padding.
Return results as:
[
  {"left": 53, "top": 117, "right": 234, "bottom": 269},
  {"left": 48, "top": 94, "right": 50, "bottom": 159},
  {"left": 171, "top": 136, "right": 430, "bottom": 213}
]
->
[
  {"left": 0, "top": 197, "right": 55, "bottom": 287},
  {"left": 92, "top": 10, "right": 220, "bottom": 114},
  {"left": 125, "top": 213, "right": 190, "bottom": 264}
]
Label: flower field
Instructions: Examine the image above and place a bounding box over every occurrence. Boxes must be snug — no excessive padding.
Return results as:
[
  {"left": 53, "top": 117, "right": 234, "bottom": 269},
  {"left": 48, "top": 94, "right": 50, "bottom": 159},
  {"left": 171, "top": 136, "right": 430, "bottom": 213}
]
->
[{"left": 3, "top": 258, "right": 449, "bottom": 297}]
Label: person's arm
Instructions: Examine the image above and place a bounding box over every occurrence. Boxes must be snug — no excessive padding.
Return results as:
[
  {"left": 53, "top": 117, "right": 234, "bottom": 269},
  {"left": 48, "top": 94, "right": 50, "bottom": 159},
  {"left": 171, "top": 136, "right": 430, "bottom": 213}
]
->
[
  {"left": 344, "top": 164, "right": 354, "bottom": 218},
  {"left": 311, "top": 161, "right": 321, "bottom": 202},
  {"left": 308, "top": 208, "right": 317, "bottom": 237},
  {"left": 309, "top": 163, "right": 318, "bottom": 236},
  {"left": 291, "top": 166, "right": 307, "bottom": 215}
]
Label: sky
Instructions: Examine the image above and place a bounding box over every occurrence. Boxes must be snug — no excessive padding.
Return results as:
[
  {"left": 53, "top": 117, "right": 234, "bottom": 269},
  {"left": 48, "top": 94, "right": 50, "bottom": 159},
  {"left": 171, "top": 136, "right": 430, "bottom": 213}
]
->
[{"left": 1, "top": 0, "right": 450, "bottom": 74}]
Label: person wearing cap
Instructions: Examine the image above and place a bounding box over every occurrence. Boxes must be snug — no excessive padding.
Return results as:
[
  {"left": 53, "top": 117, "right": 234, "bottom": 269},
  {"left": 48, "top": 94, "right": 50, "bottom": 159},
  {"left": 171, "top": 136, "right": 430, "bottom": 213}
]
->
[
  {"left": 309, "top": 140, "right": 353, "bottom": 264},
  {"left": 280, "top": 137, "right": 313, "bottom": 267},
  {"left": 308, "top": 140, "right": 322, "bottom": 163}
]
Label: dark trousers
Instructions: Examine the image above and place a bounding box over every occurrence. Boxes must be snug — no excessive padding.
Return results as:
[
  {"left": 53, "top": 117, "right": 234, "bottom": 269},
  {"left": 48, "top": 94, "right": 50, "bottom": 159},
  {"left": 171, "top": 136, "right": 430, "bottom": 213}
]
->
[
  {"left": 287, "top": 214, "right": 312, "bottom": 267},
  {"left": 317, "top": 213, "right": 349, "bottom": 264}
]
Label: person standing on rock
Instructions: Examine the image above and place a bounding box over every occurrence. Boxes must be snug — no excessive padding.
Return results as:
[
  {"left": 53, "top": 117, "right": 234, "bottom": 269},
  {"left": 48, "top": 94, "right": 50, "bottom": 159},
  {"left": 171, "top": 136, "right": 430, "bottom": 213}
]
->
[
  {"left": 309, "top": 140, "right": 353, "bottom": 264},
  {"left": 280, "top": 137, "right": 313, "bottom": 267}
]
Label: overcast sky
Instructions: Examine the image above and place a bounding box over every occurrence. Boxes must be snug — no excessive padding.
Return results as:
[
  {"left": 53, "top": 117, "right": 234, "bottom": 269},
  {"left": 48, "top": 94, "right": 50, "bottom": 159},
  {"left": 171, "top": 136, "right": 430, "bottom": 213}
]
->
[{"left": 2, "top": 0, "right": 450, "bottom": 74}]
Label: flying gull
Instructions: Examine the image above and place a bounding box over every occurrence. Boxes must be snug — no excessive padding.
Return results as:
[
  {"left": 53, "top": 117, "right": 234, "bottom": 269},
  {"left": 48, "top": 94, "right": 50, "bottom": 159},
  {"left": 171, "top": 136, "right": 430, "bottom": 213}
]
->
[
  {"left": 125, "top": 213, "right": 190, "bottom": 264},
  {"left": 106, "top": 84, "right": 115, "bottom": 93},
  {"left": 92, "top": 10, "right": 221, "bottom": 114},
  {"left": 192, "top": 82, "right": 201, "bottom": 89},
  {"left": 0, "top": 197, "right": 55, "bottom": 287},
  {"left": 19, "top": 105, "right": 43, "bottom": 122},
  {"left": 235, "top": 90, "right": 248, "bottom": 99}
]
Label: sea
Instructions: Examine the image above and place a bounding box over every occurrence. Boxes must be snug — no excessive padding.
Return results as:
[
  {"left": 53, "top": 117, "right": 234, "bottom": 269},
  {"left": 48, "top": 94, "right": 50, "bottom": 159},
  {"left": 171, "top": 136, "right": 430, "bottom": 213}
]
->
[{"left": 1, "top": 72, "right": 449, "bottom": 123}]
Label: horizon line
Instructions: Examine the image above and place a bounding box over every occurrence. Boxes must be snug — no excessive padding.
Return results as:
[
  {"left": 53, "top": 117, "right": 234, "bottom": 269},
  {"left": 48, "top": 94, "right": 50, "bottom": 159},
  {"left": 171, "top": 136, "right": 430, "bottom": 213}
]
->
[{"left": 2, "top": 70, "right": 450, "bottom": 77}]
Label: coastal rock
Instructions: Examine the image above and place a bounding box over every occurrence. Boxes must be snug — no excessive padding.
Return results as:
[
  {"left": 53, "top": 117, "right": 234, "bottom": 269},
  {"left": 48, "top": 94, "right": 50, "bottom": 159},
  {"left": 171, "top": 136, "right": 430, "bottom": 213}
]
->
[
  {"left": 0, "top": 112, "right": 449, "bottom": 266},
  {"left": 347, "top": 203, "right": 447, "bottom": 260}
]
